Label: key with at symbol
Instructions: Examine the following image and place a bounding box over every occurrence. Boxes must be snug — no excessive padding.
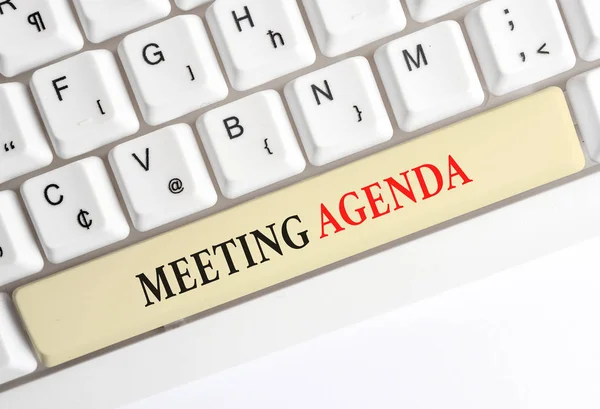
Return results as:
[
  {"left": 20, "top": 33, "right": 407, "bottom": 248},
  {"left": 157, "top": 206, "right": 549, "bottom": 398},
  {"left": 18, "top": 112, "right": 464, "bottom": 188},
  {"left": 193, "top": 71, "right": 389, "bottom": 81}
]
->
[{"left": 21, "top": 157, "right": 129, "bottom": 264}]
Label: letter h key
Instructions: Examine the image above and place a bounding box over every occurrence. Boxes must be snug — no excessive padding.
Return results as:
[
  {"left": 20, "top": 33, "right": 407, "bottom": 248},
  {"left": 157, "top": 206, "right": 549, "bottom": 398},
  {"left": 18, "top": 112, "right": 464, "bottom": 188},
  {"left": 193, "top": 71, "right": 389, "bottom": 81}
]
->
[{"left": 206, "top": 0, "right": 316, "bottom": 91}]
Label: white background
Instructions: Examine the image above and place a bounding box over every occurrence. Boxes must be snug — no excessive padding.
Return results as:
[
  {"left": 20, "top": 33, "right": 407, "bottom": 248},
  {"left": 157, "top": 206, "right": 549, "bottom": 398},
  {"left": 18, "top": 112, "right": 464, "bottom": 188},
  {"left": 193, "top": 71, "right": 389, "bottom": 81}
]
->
[{"left": 127, "top": 231, "right": 600, "bottom": 409}]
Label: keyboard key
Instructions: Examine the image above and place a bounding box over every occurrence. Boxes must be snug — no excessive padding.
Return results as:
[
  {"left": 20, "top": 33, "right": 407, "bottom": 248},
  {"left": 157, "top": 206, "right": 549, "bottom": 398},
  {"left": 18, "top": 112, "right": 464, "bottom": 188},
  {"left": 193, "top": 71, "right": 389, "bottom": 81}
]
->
[
  {"left": 0, "top": 191, "right": 44, "bottom": 287},
  {"left": 567, "top": 67, "right": 600, "bottom": 162},
  {"left": 375, "top": 21, "right": 484, "bottom": 132},
  {"left": 119, "top": 15, "right": 228, "bottom": 126},
  {"left": 405, "top": 0, "right": 478, "bottom": 22},
  {"left": 197, "top": 90, "right": 305, "bottom": 198},
  {"left": 109, "top": 124, "right": 218, "bottom": 232},
  {"left": 465, "top": 0, "right": 575, "bottom": 96},
  {"left": 30, "top": 50, "right": 139, "bottom": 159},
  {"left": 559, "top": 0, "right": 600, "bottom": 62},
  {"left": 206, "top": 0, "right": 316, "bottom": 91},
  {"left": 21, "top": 157, "right": 129, "bottom": 264},
  {"left": 285, "top": 57, "right": 393, "bottom": 166},
  {"left": 0, "top": 293, "right": 37, "bottom": 386},
  {"left": 14, "top": 87, "right": 584, "bottom": 367},
  {"left": 174, "top": 0, "right": 213, "bottom": 11},
  {"left": 0, "top": 83, "right": 53, "bottom": 184},
  {"left": 302, "top": 0, "right": 406, "bottom": 57},
  {"left": 0, "top": 0, "right": 83, "bottom": 77},
  {"left": 73, "top": 0, "right": 171, "bottom": 43}
]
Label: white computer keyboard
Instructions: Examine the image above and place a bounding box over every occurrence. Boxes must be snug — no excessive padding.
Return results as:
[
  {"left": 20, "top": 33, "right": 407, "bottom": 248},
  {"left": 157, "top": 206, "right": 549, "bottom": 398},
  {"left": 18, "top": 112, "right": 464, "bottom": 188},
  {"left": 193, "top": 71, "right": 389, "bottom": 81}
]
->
[{"left": 2, "top": 0, "right": 600, "bottom": 406}]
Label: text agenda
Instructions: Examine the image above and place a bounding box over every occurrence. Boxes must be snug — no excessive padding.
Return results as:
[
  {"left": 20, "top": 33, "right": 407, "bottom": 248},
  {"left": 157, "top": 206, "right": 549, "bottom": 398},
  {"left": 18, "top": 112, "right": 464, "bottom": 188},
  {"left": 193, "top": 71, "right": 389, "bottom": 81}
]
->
[{"left": 15, "top": 88, "right": 584, "bottom": 367}]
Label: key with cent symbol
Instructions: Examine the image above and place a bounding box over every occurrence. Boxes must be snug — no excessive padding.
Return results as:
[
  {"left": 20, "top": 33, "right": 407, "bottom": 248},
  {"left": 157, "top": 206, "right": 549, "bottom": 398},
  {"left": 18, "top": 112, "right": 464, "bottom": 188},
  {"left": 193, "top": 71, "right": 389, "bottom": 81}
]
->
[{"left": 21, "top": 157, "right": 130, "bottom": 264}]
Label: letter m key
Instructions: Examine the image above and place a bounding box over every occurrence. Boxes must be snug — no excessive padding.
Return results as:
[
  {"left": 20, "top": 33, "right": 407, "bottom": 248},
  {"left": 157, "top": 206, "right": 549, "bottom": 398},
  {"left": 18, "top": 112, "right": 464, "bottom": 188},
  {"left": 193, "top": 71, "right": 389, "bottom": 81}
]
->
[{"left": 403, "top": 44, "right": 428, "bottom": 72}]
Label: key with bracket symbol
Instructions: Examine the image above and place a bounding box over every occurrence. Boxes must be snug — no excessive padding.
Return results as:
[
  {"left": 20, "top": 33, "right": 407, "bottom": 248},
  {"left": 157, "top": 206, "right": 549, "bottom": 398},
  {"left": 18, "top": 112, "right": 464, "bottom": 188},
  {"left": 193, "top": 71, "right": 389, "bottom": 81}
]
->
[
  {"left": 264, "top": 138, "right": 273, "bottom": 155},
  {"left": 353, "top": 105, "right": 363, "bottom": 122}
]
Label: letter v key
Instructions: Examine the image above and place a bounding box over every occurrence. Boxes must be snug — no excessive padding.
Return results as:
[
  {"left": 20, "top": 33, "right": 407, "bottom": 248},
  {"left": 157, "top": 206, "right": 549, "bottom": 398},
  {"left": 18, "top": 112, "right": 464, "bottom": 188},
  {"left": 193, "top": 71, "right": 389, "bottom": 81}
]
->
[{"left": 132, "top": 148, "right": 150, "bottom": 171}]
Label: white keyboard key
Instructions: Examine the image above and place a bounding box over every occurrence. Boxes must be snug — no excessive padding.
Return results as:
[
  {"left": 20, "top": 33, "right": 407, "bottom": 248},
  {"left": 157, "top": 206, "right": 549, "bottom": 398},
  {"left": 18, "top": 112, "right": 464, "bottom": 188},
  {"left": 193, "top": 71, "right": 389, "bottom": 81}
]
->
[
  {"left": 285, "top": 57, "right": 393, "bottom": 166},
  {"left": 197, "top": 90, "right": 305, "bottom": 198},
  {"left": 109, "top": 124, "right": 217, "bottom": 232},
  {"left": 73, "top": 0, "right": 171, "bottom": 43},
  {"left": 0, "top": 293, "right": 37, "bottom": 386},
  {"left": 174, "top": 0, "right": 213, "bottom": 11},
  {"left": 302, "top": 0, "right": 406, "bottom": 57},
  {"left": 375, "top": 21, "right": 484, "bottom": 132},
  {"left": 0, "top": 83, "right": 53, "bottom": 184},
  {"left": 0, "top": 191, "right": 44, "bottom": 287},
  {"left": 405, "top": 0, "right": 478, "bottom": 23},
  {"left": 206, "top": 0, "right": 316, "bottom": 91},
  {"left": 567, "top": 67, "right": 600, "bottom": 162},
  {"left": 119, "top": 15, "right": 228, "bottom": 126},
  {"left": 0, "top": 0, "right": 83, "bottom": 77},
  {"left": 465, "top": 0, "right": 575, "bottom": 96},
  {"left": 21, "top": 157, "right": 129, "bottom": 264},
  {"left": 559, "top": 0, "right": 600, "bottom": 62},
  {"left": 30, "top": 50, "right": 139, "bottom": 159}
]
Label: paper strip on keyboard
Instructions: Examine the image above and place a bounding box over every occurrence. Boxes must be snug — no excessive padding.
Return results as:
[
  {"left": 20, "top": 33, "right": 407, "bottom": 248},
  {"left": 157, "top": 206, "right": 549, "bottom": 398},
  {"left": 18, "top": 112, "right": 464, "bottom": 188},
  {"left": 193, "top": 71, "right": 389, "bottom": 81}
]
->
[{"left": 14, "top": 87, "right": 585, "bottom": 367}]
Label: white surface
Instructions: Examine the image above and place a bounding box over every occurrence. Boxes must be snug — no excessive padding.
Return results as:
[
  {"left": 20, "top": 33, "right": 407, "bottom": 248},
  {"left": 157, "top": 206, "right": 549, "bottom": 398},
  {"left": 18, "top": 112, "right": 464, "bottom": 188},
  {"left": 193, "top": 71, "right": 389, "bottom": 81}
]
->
[
  {"left": 0, "top": 191, "right": 44, "bottom": 287},
  {"left": 0, "top": 0, "right": 83, "bottom": 77},
  {"left": 466, "top": 0, "right": 575, "bottom": 96},
  {"left": 567, "top": 67, "right": 600, "bottom": 163},
  {"left": 560, "top": 0, "right": 600, "bottom": 62},
  {"left": 302, "top": 0, "right": 406, "bottom": 58},
  {"left": 126, "top": 232, "right": 600, "bottom": 409},
  {"left": 206, "top": 0, "right": 316, "bottom": 91},
  {"left": 285, "top": 57, "right": 393, "bottom": 166},
  {"left": 0, "top": 83, "right": 52, "bottom": 184},
  {"left": 30, "top": 50, "right": 139, "bottom": 159},
  {"left": 4, "top": 167, "right": 600, "bottom": 409},
  {"left": 118, "top": 15, "right": 228, "bottom": 126},
  {"left": 73, "top": 0, "right": 171, "bottom": 43},
  {"left": 174, "top": 0, "right": 213, "bottom": 11},
  {"left": 0, "top": 293, "right": 37, "bottom": 387},
  {"left": 197, "top": 90, "right": 306, "bottom": 198},
  {"left": 20, "top": 157, "right": 130, "bottom": 264},
  {"left": 405, "top": 0, "right": 478, "bottom": 22},
  {"left": 375, "top": 21, "right": 484, "bottom": 132},
  {"left": 109, "top": 124, "right": 217, "bottom": 232}
]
